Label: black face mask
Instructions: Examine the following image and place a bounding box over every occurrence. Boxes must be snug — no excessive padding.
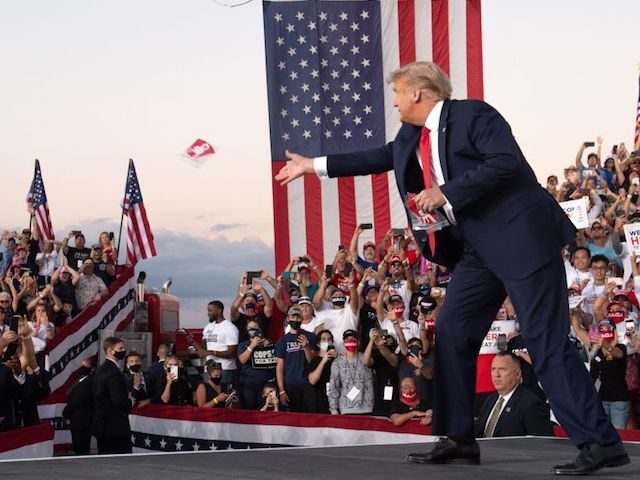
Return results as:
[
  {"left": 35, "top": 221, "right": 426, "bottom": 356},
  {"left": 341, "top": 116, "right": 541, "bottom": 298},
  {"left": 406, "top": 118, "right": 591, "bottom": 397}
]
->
[
  {"left": 78, "top": 366, "right": 93, "bottom": 377},
  {"left": 113, "top": 350, "right": 126, "bottom": 361},
  {"left": 245, "top": 302, "right": 257, "bottom": 311},
  {"left": 129, "top": 364, "right": 142, "bottom": 373},
  {"left": 210, "top": 376, "right": 222, "bottom": 385},
  {"left": 288, "top": 320, "right": 302, "bottom": 331}
]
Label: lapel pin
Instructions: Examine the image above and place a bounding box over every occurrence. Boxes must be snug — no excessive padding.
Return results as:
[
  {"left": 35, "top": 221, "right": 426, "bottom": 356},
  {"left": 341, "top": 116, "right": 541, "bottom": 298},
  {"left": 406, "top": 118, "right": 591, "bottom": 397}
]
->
[
  {"left": 442, "top": 127, "right": 446, "bottom": 133},
  {"left": 505, "top": 407, "right": 511, "bottom": 413}
]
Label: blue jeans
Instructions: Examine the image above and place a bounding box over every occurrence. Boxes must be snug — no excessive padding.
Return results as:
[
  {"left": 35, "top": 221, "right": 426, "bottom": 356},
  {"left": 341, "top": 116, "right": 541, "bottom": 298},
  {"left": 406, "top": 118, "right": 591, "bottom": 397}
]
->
[{"left": 601, "top": 401, "right": 629, "bottom": 429}]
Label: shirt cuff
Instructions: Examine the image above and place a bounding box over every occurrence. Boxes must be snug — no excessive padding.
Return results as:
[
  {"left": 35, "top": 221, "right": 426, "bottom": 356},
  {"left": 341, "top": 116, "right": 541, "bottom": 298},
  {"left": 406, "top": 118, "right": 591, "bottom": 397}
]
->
[
  {"left": 314, "top": 157, "right": 329, "bottom": 179},
  {"left": 441, "top": 197, "right": 458, "bottom": 225},
  {"left": 14, "top": 370, "right": 26, "bottom": 385}
]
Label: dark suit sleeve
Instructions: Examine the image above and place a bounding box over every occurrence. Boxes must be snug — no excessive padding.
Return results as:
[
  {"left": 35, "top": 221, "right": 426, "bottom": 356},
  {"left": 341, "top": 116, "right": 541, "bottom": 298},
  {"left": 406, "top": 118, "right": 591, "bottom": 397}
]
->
[
  {"left": 327, "top": 142, "right": 394, "bottom": 178},
  {"left": 107, "top": 373, "right": 133, "bottom": 413},
  {"left": 522, "top": 395, "right": 554, "bottom": 437},
  {"left": 440, "top": 101, "right": 528, "bottom": 213}
]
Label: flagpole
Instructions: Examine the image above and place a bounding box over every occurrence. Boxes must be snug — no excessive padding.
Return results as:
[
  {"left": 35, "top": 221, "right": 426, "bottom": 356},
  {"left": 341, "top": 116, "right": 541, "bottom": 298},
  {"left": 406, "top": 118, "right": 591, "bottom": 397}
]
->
[
  {"left": 115, "top": 159, "right": 132, "bottom": 265},
  {"left": 28, "top": 159, "right": 37, "bottom": 229}
]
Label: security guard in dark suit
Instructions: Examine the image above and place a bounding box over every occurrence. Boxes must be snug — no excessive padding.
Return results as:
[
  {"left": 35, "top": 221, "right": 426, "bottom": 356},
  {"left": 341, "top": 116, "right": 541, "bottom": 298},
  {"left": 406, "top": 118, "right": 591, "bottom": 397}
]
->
[{"left": 91, "top": 337, "right": 132, "bottom": 454}]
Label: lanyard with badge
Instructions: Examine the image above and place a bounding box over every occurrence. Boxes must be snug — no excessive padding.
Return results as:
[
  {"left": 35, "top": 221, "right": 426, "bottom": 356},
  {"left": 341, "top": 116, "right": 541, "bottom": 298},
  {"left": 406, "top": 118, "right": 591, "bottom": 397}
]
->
[{"left": 344, "top": 356, "right": 361, "bottom": 401}]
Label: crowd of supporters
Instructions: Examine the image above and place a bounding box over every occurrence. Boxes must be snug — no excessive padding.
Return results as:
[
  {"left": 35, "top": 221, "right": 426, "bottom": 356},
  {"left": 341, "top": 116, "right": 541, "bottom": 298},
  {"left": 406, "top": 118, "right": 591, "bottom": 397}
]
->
[
  {"left": 2, "top": 140, "right": 640, "bottom": 450},
  {"left": 0, "top": 227, "right": 117, "bottom": 432}
]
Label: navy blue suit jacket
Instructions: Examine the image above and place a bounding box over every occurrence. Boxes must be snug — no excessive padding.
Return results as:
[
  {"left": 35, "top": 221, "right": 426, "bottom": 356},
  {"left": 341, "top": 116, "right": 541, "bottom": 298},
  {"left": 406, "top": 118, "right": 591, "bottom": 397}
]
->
[
  {"left": 327, "top": 99, "right": 576, "bottom": 279},
  {"left": 474, "top": 385, "right": 553, "bottom": 438}
]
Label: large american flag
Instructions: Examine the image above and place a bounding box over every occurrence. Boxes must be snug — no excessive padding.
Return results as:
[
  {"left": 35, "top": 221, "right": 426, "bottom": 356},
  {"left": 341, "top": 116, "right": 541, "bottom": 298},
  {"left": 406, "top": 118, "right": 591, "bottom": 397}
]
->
[
  {"left": 123, "top": 160, "right": 157, "bottom": 265},
  {"left": 26, "top": 159, "right": 55, "bottom": 241},
  {"left": 635, "top": 72, "right": 640, "bottom": 152},
  {"left": 264, "top": 0, "right": 483, "bottom": 272}
]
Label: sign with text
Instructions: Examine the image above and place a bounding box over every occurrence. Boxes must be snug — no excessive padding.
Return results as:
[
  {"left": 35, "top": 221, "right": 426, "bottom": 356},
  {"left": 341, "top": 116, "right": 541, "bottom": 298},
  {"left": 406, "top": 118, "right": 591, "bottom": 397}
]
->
[
  {"left": 479, "top": 320, "right": 517, "bottom": 354},
  {"left": 251, "top": 345, "right": 277, "bottom": 370},
  {"left": 560, "top": 198, "right": 589, "bottom": 230},
  {"left": 624, "top": 223, "right": 640, "bottom": 255}
]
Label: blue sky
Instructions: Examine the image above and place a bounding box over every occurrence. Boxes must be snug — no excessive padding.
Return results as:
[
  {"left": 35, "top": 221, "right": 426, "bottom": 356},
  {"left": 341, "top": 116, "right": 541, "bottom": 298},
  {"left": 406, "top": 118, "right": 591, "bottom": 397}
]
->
[{"left": 1, "top": 0, "right": 639, "bottom": 325}]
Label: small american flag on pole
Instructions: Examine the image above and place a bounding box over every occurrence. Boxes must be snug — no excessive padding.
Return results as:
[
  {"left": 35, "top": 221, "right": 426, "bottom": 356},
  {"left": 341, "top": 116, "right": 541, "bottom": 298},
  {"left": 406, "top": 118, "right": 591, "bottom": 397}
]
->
[
  {"left": 634, "top": 71, "right": 640, "bottom": 151},
  {"left": 27, "top": 159, "right": 55, "bottom": 241},
  {"left": 123, "top": 159, "right": 157, "bottom": 265}
]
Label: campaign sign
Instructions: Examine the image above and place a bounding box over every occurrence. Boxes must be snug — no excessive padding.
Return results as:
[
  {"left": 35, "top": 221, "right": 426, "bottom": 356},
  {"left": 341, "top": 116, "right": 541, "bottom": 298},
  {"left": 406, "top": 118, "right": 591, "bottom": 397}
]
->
[
  {"left": 623, "top": 223, "right": 640, "bottom": 256},
  {"left": 251, "top": 345, "right": 277, "bottom": 369},
  {"left": 560, "top": 198, "right": 589, "bottom": 230},
  {"left": 480, "top": 320, "right": 517, "bottom": 354}
]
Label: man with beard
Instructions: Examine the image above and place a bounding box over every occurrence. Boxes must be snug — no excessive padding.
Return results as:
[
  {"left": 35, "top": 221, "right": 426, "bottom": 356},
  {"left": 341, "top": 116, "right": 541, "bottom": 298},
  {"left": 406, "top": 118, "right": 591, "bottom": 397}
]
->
[{"left": 199, "top": 300, "right": 239, "bottom": 386}]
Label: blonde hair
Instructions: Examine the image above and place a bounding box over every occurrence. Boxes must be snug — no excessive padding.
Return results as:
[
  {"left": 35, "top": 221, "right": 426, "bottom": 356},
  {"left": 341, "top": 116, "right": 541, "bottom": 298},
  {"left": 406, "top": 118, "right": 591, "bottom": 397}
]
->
[{"left": 387, "top": 61, "right": 452, "bottom": 100}]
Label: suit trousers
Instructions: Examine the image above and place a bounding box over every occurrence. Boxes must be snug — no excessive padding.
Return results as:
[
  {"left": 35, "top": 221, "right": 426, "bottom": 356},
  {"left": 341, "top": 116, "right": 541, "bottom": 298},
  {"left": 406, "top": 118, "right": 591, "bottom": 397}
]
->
[
  {"left": 71, "top": 428, "right": 92, "bottom": 455},
  {"left": 97, "top": 436, "right": 132, "bottom": 455},
  {"left": 431, "top": 247, "right": 620, "bottom": 447}
]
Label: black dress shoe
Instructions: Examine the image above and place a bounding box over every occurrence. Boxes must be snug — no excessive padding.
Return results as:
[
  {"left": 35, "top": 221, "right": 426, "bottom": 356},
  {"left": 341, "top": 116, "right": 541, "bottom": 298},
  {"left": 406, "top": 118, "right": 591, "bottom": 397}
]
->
[
  {"left": 551, "top": 442, "right": 630, "bottom": 475},
  {"left": 407, "top": 437, "right": 480, "bottom": 465}
]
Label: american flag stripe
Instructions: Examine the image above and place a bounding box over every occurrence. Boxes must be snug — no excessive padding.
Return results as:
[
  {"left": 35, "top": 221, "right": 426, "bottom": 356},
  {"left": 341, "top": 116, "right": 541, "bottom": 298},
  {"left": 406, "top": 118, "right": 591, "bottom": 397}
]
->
[
  {"left": 266, "top": 1, "right": 483, "bottom": 273},
  {"left": 27, "top": 159, "right": 55, "bottom": 243}
]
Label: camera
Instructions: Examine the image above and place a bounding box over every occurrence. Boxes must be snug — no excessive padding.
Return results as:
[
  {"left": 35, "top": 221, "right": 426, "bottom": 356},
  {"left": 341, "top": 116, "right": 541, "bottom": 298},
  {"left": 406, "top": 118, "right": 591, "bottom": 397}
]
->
[{"left": 408, "top": 345, "right": 422, "bottom": 357}]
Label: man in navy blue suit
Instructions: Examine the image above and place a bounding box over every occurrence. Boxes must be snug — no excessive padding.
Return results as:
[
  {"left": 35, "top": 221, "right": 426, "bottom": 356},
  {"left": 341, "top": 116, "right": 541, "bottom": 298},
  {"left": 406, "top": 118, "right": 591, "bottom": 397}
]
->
[{"left": 276, "top": 61, "right": 629, "bottom": 475}]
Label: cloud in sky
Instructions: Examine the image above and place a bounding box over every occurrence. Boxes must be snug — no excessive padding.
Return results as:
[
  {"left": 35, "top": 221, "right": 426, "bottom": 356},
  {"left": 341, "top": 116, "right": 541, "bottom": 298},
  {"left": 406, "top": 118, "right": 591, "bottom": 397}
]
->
[{"left": 210, "top": 223, "right": 246, "bottom": 233}]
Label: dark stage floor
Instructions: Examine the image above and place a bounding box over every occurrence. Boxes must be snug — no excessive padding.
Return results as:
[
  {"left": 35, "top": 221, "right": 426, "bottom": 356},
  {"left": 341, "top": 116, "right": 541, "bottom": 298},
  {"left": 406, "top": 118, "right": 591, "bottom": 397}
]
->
[{"left": 2, "top": 438, "right": 639, "bottom": 479}]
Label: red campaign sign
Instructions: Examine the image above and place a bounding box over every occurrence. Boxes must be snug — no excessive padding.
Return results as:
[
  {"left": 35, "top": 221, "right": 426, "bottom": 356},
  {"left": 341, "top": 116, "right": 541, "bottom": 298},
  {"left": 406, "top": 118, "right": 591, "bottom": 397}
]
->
[{"left": 185, "top": 138, "right": 215, "bottom": 159}]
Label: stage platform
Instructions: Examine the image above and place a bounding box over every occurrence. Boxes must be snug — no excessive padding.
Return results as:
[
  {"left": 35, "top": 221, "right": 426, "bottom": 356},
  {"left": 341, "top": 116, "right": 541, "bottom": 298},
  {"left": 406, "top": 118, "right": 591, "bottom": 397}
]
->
[{"left": 2, "top": 437, "right": 638, "bottom": 479}]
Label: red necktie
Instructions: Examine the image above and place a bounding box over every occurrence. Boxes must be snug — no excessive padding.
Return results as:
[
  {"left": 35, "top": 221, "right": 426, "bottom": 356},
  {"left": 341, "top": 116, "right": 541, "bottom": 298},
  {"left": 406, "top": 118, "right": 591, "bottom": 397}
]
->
[{"left": 419, "top": 127, "right": 437, "bottom": 256}]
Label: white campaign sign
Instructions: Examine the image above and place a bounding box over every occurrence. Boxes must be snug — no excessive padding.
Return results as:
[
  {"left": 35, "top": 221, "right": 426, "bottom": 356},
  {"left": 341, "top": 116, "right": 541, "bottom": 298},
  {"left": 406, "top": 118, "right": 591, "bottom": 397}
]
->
[
  {"left": 623, "top": 223, "right": 640, "bottom": 256},
  {"left": 480, "top": 320, "right": 517, "bottom": 354},
  {"left": 560, "top": 198, "right": 590, "bottom": 230}
]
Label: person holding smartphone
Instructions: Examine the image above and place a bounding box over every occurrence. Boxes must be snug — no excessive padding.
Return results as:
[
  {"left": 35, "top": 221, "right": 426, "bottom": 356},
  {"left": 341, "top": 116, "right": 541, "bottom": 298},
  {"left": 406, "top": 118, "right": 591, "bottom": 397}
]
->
[{"left": 349, "top": 224, "right": 379, "bottom": 274}]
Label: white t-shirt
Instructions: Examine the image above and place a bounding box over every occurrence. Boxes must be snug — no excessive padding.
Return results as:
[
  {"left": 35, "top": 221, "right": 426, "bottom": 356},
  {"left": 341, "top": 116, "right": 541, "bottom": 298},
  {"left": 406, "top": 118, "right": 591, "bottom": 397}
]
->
[
  {"left": 387, "top": 280, "right": 412, "bottom": 320},
  {"left": 379, "top": 318, "right": 420, "bottom": 345},
  {"left": 35, "top": 251, "right": 59, "bottom": 277},
  {"left": 581, "top": 281, "right": 605, "bottom": 323},
  {"left": 316, "top": 307, "right": 358, "bottom": 354},
  {"left": 202, "top": 319, "right": 239, "bottom": 370},
  {"left": 564, "top": 260, "right": 594, "bottom": 288},
  {"left": 300, "top": 316, "right": 323, "bottom": 334}
]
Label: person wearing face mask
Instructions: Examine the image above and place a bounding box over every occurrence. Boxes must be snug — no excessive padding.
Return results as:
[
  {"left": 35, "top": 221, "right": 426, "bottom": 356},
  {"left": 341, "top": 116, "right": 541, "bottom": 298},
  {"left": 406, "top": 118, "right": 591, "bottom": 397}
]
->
[
  {"left": 275, "top": 306, "right": 318, "bottom": 412},
  {"left": 395, "top": 319, "right": 433, "bottom": 404},
  {"left": 231, "top": 273, "right": 274, "bottom": 342},
  {"left": 377, "top": 291, "right": 419, "bottom": 347},
  {"left": 199, "top": 300, "right": 239, "bottom": 387},
  {"left": 62, "top": 359, "right": 95, "bottom": 455},
  {"left": 91, "top": 336, "right": 132, "bottom": 454},
  {"left": 156, "top": 356, "right": 193, "bottom": 406},
  {"left": 362, "top": 329, "right": 399, "bottom": 416},
  {"left": 328, "top": 330, "right": 374, "bottom": 415},
  {"left": 308, "top": 330, "right": 339, "bottom": 413},
  {"left": 123, "top": 351, "right": 152, "bottom": 408},
  {"left": 237, "top": 321, "right": 276, "bottom": 409},
  {"left": 196, "top": 362, "right": 230, "bottom": 408},
  {"left": 590, "top": 320, "right": 628, "bottom": 429},
  {"left": 314, "top": 280, "right": 359, "bottom": 354},
  {"left": 390, "top": 377, "right": 433, "bottom": 426}
]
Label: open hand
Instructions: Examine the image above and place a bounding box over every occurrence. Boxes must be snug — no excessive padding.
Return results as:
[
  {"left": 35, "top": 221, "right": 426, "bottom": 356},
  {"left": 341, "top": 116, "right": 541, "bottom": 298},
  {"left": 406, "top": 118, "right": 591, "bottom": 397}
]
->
[{"left": 275, "top": 150, "right": 314, "bottom": 186}]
